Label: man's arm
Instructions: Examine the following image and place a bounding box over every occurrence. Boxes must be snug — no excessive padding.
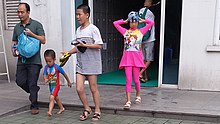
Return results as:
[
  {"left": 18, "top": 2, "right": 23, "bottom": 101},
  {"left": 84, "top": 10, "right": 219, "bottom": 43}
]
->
[
  {"left": 11, "top": 41, "right": 18, "bottom": 57},
  {"left": 24, "top": 28, "right": 46, "bottom": 44}
]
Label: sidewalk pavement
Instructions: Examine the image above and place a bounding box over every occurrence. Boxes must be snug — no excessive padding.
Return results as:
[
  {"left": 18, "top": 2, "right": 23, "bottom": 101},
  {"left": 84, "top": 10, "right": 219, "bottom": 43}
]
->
[
  {"left": 0, "top": 108, "right": 208, "bottom": 124},
  {"left": 1, "top": 80, "right": 220, "bottom": 122}
]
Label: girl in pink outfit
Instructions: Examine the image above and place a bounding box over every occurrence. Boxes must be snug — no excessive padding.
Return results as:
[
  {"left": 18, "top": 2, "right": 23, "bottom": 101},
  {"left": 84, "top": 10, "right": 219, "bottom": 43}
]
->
[{"left": 113, "top": 11, "right": 154, "bottom": 109}]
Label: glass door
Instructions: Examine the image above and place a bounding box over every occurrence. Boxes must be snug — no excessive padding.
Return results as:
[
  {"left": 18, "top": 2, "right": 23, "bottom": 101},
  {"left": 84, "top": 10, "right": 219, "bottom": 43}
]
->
[{"left": 158, "top": 0, "right": 182, "bottom": 86}]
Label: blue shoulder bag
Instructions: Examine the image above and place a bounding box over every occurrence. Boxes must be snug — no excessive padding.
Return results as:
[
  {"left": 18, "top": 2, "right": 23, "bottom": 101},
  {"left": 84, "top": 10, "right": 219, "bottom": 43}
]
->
[{"left": 17, "top": 31, "right": 40, "bottom": 63}]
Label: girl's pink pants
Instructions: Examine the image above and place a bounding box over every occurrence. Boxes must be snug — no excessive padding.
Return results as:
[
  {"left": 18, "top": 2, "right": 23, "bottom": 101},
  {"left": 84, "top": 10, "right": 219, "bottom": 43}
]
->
[{"left": 124, "top": 66, "right": 140, "bottom": 93}]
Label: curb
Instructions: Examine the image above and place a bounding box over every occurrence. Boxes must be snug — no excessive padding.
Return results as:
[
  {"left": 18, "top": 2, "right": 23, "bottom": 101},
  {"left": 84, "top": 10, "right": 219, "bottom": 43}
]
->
[
  {"left": 38, "top": 102, "right": 220, "bottom": 122},
  {"left": 0, "top": 105, "right": 30, "bottom": 118}
]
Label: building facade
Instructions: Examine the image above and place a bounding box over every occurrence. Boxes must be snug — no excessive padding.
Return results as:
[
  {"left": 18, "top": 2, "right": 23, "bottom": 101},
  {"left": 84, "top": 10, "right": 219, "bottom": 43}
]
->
[{"left": 0, "top": 0, "right": 220, "bottom": 91}]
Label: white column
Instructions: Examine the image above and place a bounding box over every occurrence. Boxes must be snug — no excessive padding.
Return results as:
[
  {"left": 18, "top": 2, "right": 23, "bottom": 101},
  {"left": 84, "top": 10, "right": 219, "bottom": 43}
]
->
[{"left": 61, "top": 0, "right": 76, "bottom": 83}]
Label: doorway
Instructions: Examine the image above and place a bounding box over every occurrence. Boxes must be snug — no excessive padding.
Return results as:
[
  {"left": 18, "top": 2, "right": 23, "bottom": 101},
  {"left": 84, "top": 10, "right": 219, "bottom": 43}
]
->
[
  {"left": 161, "top": 0, "right": 182, "bottom": 85},
  {"left": 86, "top": 0, "right": 182, "bottom": 87}
]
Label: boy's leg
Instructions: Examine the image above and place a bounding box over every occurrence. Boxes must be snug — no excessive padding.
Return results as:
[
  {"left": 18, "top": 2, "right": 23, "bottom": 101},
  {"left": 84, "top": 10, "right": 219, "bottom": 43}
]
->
[
  {"left": 140, "top": 42, "right": 154, "bottom": 81},
  {"left": 76, "top": 73, "right": 91, "bottom": 111},
  {"left": 48, "top": 95, "right": 55, "bottom": 116},
  {"left": 87, "top": 75, "right": 100, "bottom": 113},
  {"left": 76, "top": 73, "right": 92, "bottom": 120},
  {"left": 144, "top": 42, "right": 154, "bottom": 81},
  {"left": 143, "top": 61, "right": 151, "bottom": 81},
  {"left": 55, "top": 96, "right": 65, "bottom": 114},
  {"left": 140, "top": 43, "right": 147, "bottom": 78}
]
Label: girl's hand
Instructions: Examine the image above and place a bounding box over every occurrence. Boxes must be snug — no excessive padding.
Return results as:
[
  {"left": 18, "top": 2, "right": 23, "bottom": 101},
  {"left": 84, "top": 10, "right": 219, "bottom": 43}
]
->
[
  {"left": 124, "top": 19, "right": 128, "bottom": 24},
  {"left": 139, "top": 18, "right": 145, "bottom": 23}
]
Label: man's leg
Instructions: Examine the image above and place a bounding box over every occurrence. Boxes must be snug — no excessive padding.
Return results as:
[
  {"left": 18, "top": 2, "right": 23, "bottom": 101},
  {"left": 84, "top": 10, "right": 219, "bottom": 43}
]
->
[
  {"left": 87, "top": 75, "right": 100, "bottom": 113},
  {"left": 26, "top": 64, "right": 41, "bottom": 110},
  {"left": 15, "top": 65, "right": 29, "bottom": 93}
]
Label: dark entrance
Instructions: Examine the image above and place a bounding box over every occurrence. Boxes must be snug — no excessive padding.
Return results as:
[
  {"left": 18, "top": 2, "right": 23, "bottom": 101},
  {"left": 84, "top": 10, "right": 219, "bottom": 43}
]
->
[
  {"left": 93, "top": 0, "right": 160, "bottom": 86},
  {"left": 93, "top": 0, "right": 143, "bottom": 73},
  {"left": 162, "top": 0, "right": 182, "bottom": 85}
]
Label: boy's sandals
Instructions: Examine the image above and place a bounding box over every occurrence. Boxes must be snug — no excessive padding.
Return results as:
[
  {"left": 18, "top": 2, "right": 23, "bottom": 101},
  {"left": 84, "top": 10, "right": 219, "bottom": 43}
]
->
[
  {"left": 79, "top": 109, "right": 92, "bottom": 121},
  {"left": 56, "top": 108, "right": 65, "bottom": 115},
  {"left": 140, "top": 78, "right": 146, "bottom": 83},
  {"left": 124, "top": 101, "right": 131, "bottom": 110},
  {"left": 92, "top": 112, "right": 101, "bottom": 121},
  {"left": 135, "top": 97, "right": 141, "bottom": 104},
  {"left": 139, "top": 76, "right": 146, "bottom": 82},
  {"left": 47, "top": 111, "right": 52, "bottom": 117}
]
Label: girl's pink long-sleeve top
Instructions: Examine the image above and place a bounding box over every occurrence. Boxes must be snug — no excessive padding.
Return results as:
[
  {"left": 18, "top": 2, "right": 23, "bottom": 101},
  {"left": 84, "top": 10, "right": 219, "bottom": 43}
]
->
[{"left": 113, "top": 19, "right": 154, "bottom": 69}]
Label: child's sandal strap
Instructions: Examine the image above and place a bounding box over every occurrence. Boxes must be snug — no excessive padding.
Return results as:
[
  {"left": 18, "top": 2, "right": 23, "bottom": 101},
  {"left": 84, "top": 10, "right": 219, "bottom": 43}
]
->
[
  {"left": 135, "top": 97, "right": 141, "bottom": 103},
  {"left": 124, "top": 101, "right": 131, "bottom": 109}
]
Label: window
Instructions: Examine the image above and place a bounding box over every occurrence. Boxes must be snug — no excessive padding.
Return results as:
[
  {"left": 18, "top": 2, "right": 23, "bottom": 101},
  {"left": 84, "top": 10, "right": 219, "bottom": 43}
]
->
[
  {"left": 214, "top": 0, "right": 220, "bottom": 44},
  {"left": 4, "top": 0, "right": 20, "bottom": 30},
  {"left": 207, "top": 0, "right": 220, "bottom": 51}
]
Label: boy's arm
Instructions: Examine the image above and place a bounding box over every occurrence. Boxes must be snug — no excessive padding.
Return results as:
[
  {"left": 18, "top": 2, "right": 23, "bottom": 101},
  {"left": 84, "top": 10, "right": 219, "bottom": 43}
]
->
[
  {"left": 77, "top": 43, "right": 102, "bottom": 49},
  {"left": 43, "top": 66, "right": 50, "bottom": 84},
  {"left": 63, "top": 73, "right": 72, "bottom": 88},
  {"left": 61, "top": 47, "right": 77, "bottom": 55},
  {"left": 67, "top": 47, "right": 77, "bottom": 54}
]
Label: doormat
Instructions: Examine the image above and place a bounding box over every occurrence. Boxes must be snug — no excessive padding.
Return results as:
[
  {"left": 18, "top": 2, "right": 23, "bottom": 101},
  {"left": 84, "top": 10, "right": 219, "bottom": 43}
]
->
[{"left": 97, "top": 65, "right": 158, "bottom": 87}]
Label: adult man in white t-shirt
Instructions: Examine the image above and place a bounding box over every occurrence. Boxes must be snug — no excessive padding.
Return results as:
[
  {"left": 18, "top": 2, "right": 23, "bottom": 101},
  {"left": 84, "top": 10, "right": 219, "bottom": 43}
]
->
[{"left": 139, "top": 0, "right": 156, "bottom": 82}]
